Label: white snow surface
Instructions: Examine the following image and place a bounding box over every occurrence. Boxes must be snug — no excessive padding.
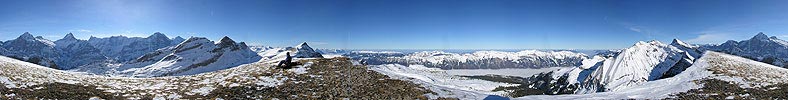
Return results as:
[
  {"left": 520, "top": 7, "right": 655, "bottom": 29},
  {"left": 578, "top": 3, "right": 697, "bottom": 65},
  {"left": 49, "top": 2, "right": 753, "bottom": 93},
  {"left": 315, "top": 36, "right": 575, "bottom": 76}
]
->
[
  {"left": 370, "top": 64, "right": 516, "bottom": 99},
  {"left": 577, "top": 40, "right": 690, "bottom": 93},
  {"left": 0, "top": 54, "right": 287, "bottom": 99},
  {"left": 115, "top": 37, "right": 262, "bottom": 77}
]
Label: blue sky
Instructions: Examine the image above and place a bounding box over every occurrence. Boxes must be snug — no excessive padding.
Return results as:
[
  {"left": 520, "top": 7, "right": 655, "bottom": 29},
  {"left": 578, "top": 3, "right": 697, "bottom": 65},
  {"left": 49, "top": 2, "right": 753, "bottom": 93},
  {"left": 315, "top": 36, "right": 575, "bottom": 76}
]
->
[{"left": 1, "top": 0, "right": 788, "bottom": 49}]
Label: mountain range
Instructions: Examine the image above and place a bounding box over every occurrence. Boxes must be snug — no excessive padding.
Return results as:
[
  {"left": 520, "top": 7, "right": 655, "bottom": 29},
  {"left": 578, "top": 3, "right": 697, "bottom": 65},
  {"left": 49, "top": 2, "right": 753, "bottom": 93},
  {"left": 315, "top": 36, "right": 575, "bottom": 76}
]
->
[
  {"left": 0, "top": 32, "right": 322, "bottom": 77},
  {"left": 701, "top": 32, "right": 788, "bottom": 68},
  {"left": 1, "top": 32, "right": 788, "bottom": 99}
]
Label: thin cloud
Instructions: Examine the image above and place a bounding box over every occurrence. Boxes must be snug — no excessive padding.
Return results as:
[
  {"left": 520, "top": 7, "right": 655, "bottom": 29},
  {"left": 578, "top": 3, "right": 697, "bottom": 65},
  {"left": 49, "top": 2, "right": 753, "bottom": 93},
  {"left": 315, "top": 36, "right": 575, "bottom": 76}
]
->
[
  {"left": 686, "top": 32, "right": 731, "bottom": 44},
  {"left": 88, "top": 30, "right": 149, "bottom": 38},
  {"left": 619, "top": 22, "right": 661, "bottom": 39},
  {"left": 306, "top": 41, "right": 329, "bottom": 45},
  {"left": 628, "top": 27, "right": 642, "bottom": 33},
  {"left": 69, "top": 29, "right": 93, "bottom": 33}
]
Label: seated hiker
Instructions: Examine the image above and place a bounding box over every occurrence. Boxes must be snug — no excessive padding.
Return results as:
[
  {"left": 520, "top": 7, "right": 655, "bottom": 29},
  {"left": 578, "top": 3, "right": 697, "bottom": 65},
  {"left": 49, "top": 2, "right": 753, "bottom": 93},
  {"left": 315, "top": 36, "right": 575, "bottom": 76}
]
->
[{"left": 277, "top": 52, "right": 294, "bottom": 69}]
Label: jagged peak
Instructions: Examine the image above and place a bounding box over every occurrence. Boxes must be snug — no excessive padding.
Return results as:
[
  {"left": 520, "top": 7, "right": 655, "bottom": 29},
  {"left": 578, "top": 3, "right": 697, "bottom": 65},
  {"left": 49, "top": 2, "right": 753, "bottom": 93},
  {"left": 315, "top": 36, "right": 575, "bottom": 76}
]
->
[
  {"left": 217, "top": 36, "right": 236, "bottom": 44},
  {"left": 670, "top": 39, "right": 690, "bottom": 46},
  {"left": 173, "top": 36, "right": 185, "bottom": 40},
  {"left": 238, "top": 42, "right": 249, "bottom": 48},
  {"left": 752, "top": 32, "right": 769, "bottom": 40},
  {"left": 183, "top": 37, "right": 210, "bottom": 43},
  {"left": 17, "top": 32, "right": 35, "bottom": 40},
  {"left": 648, "top": 40, "right": 662, "bottom": 44},
  {"left": 635, "top": 40, "right": 663, "bottom": 46},
  {"left": 296, "top": 42, "right": 311, "bottom": 48},
  {"left": 147, "top": 32, "right": 168, "bottom": 39},
  {"left": 62, "top": 33, "right": 77, "bottom": 40}
]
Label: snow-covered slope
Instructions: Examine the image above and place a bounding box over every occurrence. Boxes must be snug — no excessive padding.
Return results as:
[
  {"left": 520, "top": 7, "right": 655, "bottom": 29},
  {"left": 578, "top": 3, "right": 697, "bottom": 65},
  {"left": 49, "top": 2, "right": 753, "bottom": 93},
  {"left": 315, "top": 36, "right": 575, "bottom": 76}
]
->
[
  {"left": 518, "top": 51, "right": 788, "bottom": 99},
  {"left": 0, "top": 54, "right": 288, "bottom": 99},
  {"left": 370, "top": 64, "right": 516, "bottom": 99},
  {"left": 121, "top": 36, "right": 261, "bottom": 77},
  {"left": 577, "top": 40, "right": 700, "bottom": 93},
  {"left": 357, "top": 50, "right": 587, "bottom": 69},
  {"left": 701, "top": 32, "right": 788, "bottom": 68}
]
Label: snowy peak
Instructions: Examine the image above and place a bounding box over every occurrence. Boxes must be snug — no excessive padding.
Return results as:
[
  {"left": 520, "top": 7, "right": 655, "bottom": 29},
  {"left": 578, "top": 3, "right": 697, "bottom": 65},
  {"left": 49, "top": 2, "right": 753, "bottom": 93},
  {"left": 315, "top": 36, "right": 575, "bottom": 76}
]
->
[
  {"left": 296, "top": 42, "right": 313, "bottom": 50},
  {"left": 292, "top": 42, "right": 323, "bottom": 58},
  {"left": 123, "top": 36, "right": 261, "bottom": 77},
  {"left": 63, "top": 33, "right": 77, "bottom": 40},
  {"left": 238, "top": 42, "right": 249, "bottom": 49},
  {"left": 173, "top": 36, "right": 185, "bottom": 42},
  {"left": 148, "top": 32, "right": 168, "bottom": 39},
  {"left": 17, "top": 32, "right": 35, "bottom": 40},
  {"left": 670, "top": 39, "right": 689, "bottom": 47},
  {"left": 171, "top": 36, "right": 186, "bottom": 45},
  {"left": 173, "top": 36, "right": 185, "bottom": 40},
  {"left": 215, "top": 36, "right": 246, "bottom": 52},
  {"left": 174, "top": 37, "right": 212, "bottom": 52},
  {"left": 216, "top": 36, "right": 237, "bottom": 46},
  {"left": 578, "top": 40, "right": 696, "bottom": 93},
  {"left": 752, "top": 32, "right": 769, "bottom": 40}
]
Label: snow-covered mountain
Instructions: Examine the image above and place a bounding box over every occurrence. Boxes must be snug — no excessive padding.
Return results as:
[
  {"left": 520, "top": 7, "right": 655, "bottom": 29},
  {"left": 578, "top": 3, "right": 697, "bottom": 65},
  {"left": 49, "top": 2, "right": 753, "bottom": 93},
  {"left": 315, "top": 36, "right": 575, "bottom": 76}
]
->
[
  {"left": 486, "top": 39, "right": 702, "bottom": 95},
  {"left": 0, "top": 32, "right": 185, "bottom": 70},
  {"left": 519, "top": 51, "right": 788, "bottom": 99},
  {"left": 1, "top": 32, "right": 60, "bottom": 69},
  {"left": 576, "top": 40, "right": 701, "bottom": 93},
  {"left": 54, "top": 33, "right": 108, "bottom": 69},
  {"left": 120, "top": 36, "right": 262, "bottom": 77},
  {"left": 87, "top": 32, "right": 184, "bottom": 62},
  {"left": 292, "top": 42, "right": 324, "bottom": 58},
  {"left": 350, "top": 50, "right": 587, "bottom": 69},
  {"left": 171, "top": 36, "right": 186, "bottom": 45},
  {"left": 250, "top": 42, "right": 324, "bottom": 62},
  {"left": 701, "top": 32, "right": 788, "bottom": 68}
]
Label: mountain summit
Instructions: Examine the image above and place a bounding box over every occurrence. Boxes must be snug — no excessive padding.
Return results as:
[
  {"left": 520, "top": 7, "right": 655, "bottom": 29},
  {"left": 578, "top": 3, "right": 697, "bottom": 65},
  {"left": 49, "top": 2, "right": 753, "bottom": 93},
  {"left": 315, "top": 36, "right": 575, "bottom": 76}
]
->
[
  {"left": 17, "top": 32, "right": 36, "bottom": 41},
  {"left": 752, "top": 32, "right": 770, "bottom": 40},
  {"left": 124, "top": 36, "right": 261, "bottom": 77},
  {"left": 293, "top": 42, "right": 323, "bottom": 58},
  {"left": 577, "top": 40, "right": 700, "bottom": 93},
  {"left": 63, "top": 33, "right": 77, "bottom": 40},
  {"left": 3, "top": 32, "right": 59, "bottom": 69}
]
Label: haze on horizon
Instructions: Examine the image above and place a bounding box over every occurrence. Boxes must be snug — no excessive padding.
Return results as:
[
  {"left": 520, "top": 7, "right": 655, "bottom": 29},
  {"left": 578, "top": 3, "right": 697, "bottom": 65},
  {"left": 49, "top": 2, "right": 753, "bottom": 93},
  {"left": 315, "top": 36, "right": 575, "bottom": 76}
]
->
[{"left": 2, "top": 0, "right": 788, "bottom": 50}]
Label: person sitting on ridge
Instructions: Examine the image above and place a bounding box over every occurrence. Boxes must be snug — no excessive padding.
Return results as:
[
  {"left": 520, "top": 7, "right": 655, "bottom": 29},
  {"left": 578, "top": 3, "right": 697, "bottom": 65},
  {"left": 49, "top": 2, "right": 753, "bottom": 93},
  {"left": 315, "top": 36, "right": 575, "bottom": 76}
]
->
[{"left": 277, "top": 52, "right": 294, "bottom": 69}]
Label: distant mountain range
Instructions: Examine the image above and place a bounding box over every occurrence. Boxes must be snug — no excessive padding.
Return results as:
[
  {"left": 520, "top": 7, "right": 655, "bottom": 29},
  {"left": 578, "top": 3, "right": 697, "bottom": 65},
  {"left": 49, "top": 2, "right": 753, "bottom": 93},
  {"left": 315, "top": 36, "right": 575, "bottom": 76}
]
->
[
  {"left": 0, "top": 32, "right": 185, "bottom": 69},
  {"left": 0, "top": 32, "right": 322, "bottom": 77},
  {"left": 345, "top": 50, "right": 587, "bottom": 69},
  {"left": 701, "top": 32, "right": 788, "bottom": 68}
]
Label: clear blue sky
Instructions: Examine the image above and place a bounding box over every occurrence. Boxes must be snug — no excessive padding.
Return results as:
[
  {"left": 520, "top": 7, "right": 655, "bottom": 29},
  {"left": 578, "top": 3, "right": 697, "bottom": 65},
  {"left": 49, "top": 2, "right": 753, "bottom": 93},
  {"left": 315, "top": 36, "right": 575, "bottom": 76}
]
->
[{"left": 2, "top": 0, "right": 788, "bottom": 49}]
